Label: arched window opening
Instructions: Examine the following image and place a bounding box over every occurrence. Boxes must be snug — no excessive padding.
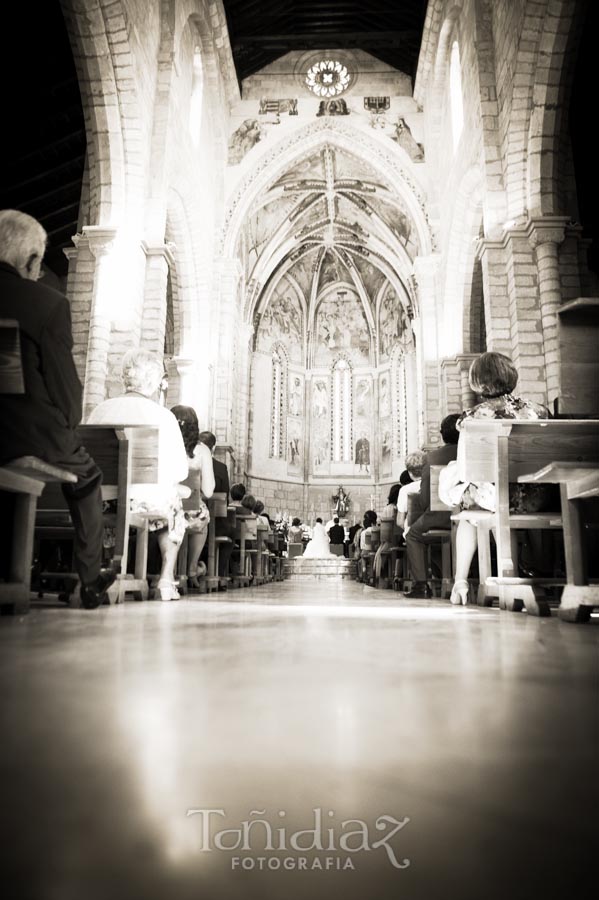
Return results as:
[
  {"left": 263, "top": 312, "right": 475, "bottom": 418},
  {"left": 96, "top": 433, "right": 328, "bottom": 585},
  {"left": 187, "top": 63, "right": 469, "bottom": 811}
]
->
[
  {"left": 332, "top": 358, "right": 352, "bottom": 462},
  {"left": 270, "top": 349, "right": 285, "bottom": 458},
  {"left": 449, "top": 40, "right": 464, "bottom": 151},
  {"left": 189, "top": 45, "right": 204, "bottom": 148}
]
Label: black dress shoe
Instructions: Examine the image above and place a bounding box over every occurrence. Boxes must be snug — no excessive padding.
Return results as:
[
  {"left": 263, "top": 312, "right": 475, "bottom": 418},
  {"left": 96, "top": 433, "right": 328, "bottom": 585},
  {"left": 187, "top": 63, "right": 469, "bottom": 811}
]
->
[
  {"left": 403, "top": 582, "right": 432, "bottom": 599},
  {"left": 80, "top": 568, "right": 118, "bottom": 609}
]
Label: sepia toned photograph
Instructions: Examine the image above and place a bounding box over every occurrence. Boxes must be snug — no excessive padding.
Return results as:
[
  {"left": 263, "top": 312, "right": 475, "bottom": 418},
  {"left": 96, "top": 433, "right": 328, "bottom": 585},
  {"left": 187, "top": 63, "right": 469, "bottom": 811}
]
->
[{"left": 0, "top": 1, "right": 597, "bottom": 898}]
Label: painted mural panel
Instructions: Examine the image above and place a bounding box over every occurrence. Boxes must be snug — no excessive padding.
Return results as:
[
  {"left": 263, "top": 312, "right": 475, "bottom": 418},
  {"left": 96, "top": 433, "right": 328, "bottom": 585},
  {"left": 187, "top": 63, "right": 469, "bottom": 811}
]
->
[
  {"left": 353, "top": 375, "right": 372, "bottom": 476},
  {"left": 379, "top": 371, "right": 391, "bottom": 418},
  {"left": 287, "top": 417, "right": 302, "bottom": 475},
  {"left": 315, "top": 289, "right": 370, "bottom": 366},
  {"left": 311, "top": 377, "right": 330, "bottom": 475},
  {"left": 256, "top": 283, "right": 303, "bottom": 363},
  {"left": 380, "top": 419, "right": 393, "bottom": 477},
  {"left": 379, "top": 288, "right": 411, "bottom": 361},
  {"left": 288, "top": 373, "right": 304, "bottom": 417}
]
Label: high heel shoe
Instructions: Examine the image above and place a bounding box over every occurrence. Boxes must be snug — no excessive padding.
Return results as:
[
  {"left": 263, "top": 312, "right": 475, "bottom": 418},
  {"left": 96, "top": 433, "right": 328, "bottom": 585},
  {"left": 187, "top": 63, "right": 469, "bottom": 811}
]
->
[
  {"left": 157, "top": 580, "right": 180, "bottom": 601},
  {"left": 450, "top": 579, "right": 469, "bottom": 606}
]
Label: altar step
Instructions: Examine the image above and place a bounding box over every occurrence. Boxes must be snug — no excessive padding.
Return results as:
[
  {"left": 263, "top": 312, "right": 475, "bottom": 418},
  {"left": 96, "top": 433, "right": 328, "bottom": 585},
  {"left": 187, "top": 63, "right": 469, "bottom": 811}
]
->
[{"left": 283, "top": 557, "right": 356, "bottom": 581}]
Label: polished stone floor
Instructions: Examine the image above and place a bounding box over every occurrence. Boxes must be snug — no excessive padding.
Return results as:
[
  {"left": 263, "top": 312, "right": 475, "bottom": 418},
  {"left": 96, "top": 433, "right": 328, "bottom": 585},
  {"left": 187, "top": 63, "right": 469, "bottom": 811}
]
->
[{"left": 0, "top": 582, "right": 597, "bottom": 900}]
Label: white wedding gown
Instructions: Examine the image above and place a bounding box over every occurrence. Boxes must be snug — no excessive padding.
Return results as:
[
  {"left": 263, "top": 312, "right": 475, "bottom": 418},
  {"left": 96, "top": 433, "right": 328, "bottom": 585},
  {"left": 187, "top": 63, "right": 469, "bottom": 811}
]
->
[{"left": 302, "top": 523, "right": 335, "bottom": 558}]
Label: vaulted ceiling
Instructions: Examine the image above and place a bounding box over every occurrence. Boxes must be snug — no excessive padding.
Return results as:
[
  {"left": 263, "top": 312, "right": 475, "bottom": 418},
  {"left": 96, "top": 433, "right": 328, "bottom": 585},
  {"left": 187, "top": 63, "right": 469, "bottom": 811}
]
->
[{"left": 242, "top": 145, "right": 419, "bottom": 325}]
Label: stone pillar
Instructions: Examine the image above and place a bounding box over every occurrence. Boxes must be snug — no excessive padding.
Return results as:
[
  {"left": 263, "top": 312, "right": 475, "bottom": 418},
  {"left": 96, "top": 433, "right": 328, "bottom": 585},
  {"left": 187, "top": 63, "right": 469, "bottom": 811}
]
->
[
  {"left": 232, "top": 323, "right": 254, "bottom": 476},
  {"left": 412, "top": 255, "right": 441, "bottom": 447},
  {"left": 439, "top": 358, "right": 462, "bottom": 415},
  {"left": 63, "top": 238, "right": 93, "bottom": 384},
  {"left": 527, "top": 217, "right": 568, "bottom": 406},
  {"left": 476, "top": 236, "right": 513, "bottom": 356},
  {"left": 456, "top": 354, "right": 479, "bottom": 409},
  {"left": 212, "top": 258, "right": 243, "bottom": 447},
  {"left": 140, "top": 241, "right": 176, "bottom": 357},
  {"left": 80, "top": 227, "right": 118, "bottom": 416}
]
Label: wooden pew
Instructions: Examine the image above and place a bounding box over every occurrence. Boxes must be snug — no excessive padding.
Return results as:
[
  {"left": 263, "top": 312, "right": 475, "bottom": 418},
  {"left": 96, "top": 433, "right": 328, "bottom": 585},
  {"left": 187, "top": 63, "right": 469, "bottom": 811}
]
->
[
  {"left": 0, "top": 461, "right": 76, "bottom": 614},
  {"left": 518, "top": 462, "right": 599, "bottom": 622},
  {"left": 0, "top": 321, "right": 77, "bottom": 613},
  {"left": 420, "top": 464, "right": 453, "bottom": 599},
  {"left": 35, "top": 426, "right": 160, "bottom": 604},
  {"left": 457, "top": 419, "right": 599, "bottom": 615}
]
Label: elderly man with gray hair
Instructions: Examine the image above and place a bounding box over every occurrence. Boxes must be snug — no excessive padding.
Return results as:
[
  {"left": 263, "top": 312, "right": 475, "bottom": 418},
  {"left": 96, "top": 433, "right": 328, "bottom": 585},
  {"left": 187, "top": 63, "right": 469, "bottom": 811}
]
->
[
  {"left": 87, "top": 348, "right": 189, "bottom": 600},
  {"left": 0, "top": 209, "right": 115, "bottom": 608}
]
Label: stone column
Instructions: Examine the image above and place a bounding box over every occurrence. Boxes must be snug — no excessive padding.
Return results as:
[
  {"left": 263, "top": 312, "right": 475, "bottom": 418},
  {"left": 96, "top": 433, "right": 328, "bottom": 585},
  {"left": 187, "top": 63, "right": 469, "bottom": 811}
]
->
[
  {"left": 212, "top": 258, "right": 243, "bottom": 447},
  {"left": 456, "top": 353, "right": 479, "bottom": 409},
  {"left": 233, "top": 322, "right": 255, "bottom": 477},
  {"left": 81, "top": 227, "right": 118, "bottom": 416},
  {"left": 412, "top": 255, "right": 441, "bottom": 447},
  {"left": 140, "top": 241, "right": 176, "bottom": 357},
  {"left": 475, "top": 236, "right": 513, "bottom": 356},
  {"left": 527, "top": 217, "right": 568, "bottom": 406}
]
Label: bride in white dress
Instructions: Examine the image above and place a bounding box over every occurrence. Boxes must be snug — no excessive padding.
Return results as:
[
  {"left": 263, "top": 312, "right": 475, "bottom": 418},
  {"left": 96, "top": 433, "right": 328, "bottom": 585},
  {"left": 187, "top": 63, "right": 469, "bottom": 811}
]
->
[{"left": 302, "top": 518, "right": 335, "bottom": 558}]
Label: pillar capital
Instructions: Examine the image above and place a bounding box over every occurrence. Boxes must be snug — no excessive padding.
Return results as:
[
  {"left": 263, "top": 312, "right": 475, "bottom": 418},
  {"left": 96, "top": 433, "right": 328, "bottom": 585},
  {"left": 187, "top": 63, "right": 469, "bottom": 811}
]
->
[
  {"left": 81, "top": 225, "right": 119, "bottom": 258},
  {"left": 141, "top": 240, "right": 176, "bottom": 268},
  {"left": 526, "top": 216, "right": 570, "bottom": 250}
]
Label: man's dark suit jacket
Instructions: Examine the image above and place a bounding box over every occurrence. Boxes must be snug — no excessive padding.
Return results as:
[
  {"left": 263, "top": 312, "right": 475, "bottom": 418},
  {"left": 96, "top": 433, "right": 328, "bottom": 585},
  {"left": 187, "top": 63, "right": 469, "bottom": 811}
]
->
[
  {"left": 0, "top": 262, "right": 82, "bottom": 464},
  {"left": 411, "top": 442, "right": 459, "bottom": 522},
  {"left": 329, "top": 524, "right": 346, "bottom": 544},
  {"left": 212, "top": 458, "right": 230, "bottom": 502}
]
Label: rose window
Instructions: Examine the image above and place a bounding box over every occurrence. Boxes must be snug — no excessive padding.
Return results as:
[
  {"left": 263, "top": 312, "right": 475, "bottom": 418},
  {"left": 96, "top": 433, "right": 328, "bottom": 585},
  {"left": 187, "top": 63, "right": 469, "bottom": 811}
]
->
[{"left": 305, "top": 60, "right": 350, "bottom": 98}]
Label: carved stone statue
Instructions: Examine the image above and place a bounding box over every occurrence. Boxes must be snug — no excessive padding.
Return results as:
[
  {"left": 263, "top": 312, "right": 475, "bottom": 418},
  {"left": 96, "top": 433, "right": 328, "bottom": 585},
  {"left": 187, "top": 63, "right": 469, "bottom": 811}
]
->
[
  {"left": 333, "top": 485, "right": 350, "bottom": 517},
  {"left": 228, "top": 119, "right": 263, "bottom": 165},
  {"left": 392, "top": 117, "right": 425, "bottom": 161}
]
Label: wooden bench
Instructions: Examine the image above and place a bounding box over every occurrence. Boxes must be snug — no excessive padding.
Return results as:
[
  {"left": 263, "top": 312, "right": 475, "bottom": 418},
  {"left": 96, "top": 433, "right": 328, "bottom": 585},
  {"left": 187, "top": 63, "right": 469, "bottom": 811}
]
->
[
  {"left": 1, "top": 321, "right": 77, "bottom": 613},
  {"left": 35, "top": 425, "right": 160, "bottom": 604},
  {"left": 0, "top": 459, "right": 76, "bottom": 614},
  {"left": 518, "top": 462, "right": 599, "bottom": 622},
  {"left": 457, "top": 419, "right": 599, "bottom": 615}
]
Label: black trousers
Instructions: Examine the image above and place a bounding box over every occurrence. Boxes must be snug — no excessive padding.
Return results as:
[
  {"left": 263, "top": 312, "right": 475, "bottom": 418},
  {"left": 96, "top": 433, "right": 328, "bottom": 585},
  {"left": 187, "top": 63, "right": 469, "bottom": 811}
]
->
[
  {"left": 406, "top": 511, "right": 452, "bottom": 583},
  {"left": 55, "top": 445, "right": 104, "bottom": 585}
]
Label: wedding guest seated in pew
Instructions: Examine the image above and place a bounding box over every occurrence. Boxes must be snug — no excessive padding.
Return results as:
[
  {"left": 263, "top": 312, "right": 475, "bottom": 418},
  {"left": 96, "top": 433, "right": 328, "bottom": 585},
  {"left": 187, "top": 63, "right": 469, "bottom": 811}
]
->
[
  {"left": 404, "top": 414, "right": 461, "bottom": 599},
  {"left": 396, "top": 451, "right": 427, "bottom": 534},
  {"left": 87, "top": 349, "right": 189, "bottom": 601},
  {"left": 171, "top": 406, "right": 215, "bottom": 589},
  {"left": 439, "top": 352, "right": 557, "bottom": 606},
  {"left": 0, "top": 209, "right": 115, "bottom": 609},
  {"left": 288, "top": 517, "right": 304, "bottom": 543},
  {"left": 197, "top": 431, "right": 234, "bottom": 577}
]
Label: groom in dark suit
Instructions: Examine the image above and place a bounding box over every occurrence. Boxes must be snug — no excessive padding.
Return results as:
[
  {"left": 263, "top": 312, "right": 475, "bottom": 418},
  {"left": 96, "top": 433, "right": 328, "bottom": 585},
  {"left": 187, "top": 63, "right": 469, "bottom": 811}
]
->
[
  {"left": 0, "top": 209, "right": 114, "bottom": 608},
  {"left": 328, "top": 517, "right": 345, "bottom": 545}
]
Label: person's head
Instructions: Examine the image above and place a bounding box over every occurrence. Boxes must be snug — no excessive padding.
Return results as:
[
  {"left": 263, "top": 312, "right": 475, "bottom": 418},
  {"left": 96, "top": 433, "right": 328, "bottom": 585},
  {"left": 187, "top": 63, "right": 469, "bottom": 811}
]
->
[
  {"left": 230, "top": 483, "right": 246, "bottom": 501},
  {"left": 440, "top": 413, "right": 461, "bottom": 445},
  {"left": 387, "top": 483, "right": 401, "bottom": 506},
  {"left": 0, "top": 210, "right": 47, "bottom": 281},
  {"left": 316, "top": 517, "right": 323, "bottom": 524},
  {"left": 120, "top": 349, "right": 164, "bottom": 398},
  {"left": 241, "top": 493, "right": 256, "bottom": 511},
  {"left": 334, "top": 516, "right": 339, "bottom": 524},
  {"left": 363, "top": 510, "right": 377, "bottom": 527},
  {"left": 399, "top": 469, "right": 412, "bottom": 486},
  {"left": 292, "top": 517, "right": 301, "bottom": 527},
  {"left": 405, "top": 450, "right": 426, "bottom": 480},
  {"left": 170, "top": 405, "right": 199, "bottom": 457},
  {"left": 253, "top": 500, "right": 265, "bottom": 516},
  {"left": 198, "top": 431, "right": 216, "bottom": 453},
  {"left": 469, "top": 352, "right": 518, "bottom": 398}
]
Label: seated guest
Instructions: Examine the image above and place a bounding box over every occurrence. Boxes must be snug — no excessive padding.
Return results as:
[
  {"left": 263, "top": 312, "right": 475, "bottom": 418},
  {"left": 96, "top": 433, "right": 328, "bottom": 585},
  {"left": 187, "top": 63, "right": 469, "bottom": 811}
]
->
[
  {"left": 252, "top": 500, "right": 270, "bottom": 528},
  {"left": 241, "top": 493, "right": 257, "bottom": 515},
  {"left": 399, "top": 469, "right": 413, "bottom": 487},
  {"left": 396, "top": 451, "right": 427, "bottom": 532},
  {"left": 288, "top": 517, "right": 304, "bottom": 543},
  {"left": 0, "top": 209, "right": 115, "bottom": 609},
  {"left": 404, "top": 414, "right": 461, "bottom": 598},
  {"left": 198, "top": 431, "right": 229, "bottom": 501},
  {"left": 197, "top": 431, "right": 233, "bottom": 577},
  {"left": 87, "top": 349, "right": 189, "bottom": 601},
  {"left": 440, "top": 352, "right": 553, "bottom": 605},
  {"left": 381, "top": 484, "right": 401, "bottom": 518},
  {"left": 230, "top": 483, "right": 247, "bottom": 508},
  {"left": 171, "top": 406, "right": 215, "bottom": 589},
  {"left": 358, "top": 510, "right": 378, "bottom": 555},
  {"left": 328, "top": 517, "right": 345, "bottom": 545}
]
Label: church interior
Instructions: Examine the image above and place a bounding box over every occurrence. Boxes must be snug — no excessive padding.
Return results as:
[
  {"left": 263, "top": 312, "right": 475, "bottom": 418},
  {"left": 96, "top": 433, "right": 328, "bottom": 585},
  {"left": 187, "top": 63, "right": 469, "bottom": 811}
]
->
[{"left": 0, "top": 1, "right": 597, "bottom": 897}]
